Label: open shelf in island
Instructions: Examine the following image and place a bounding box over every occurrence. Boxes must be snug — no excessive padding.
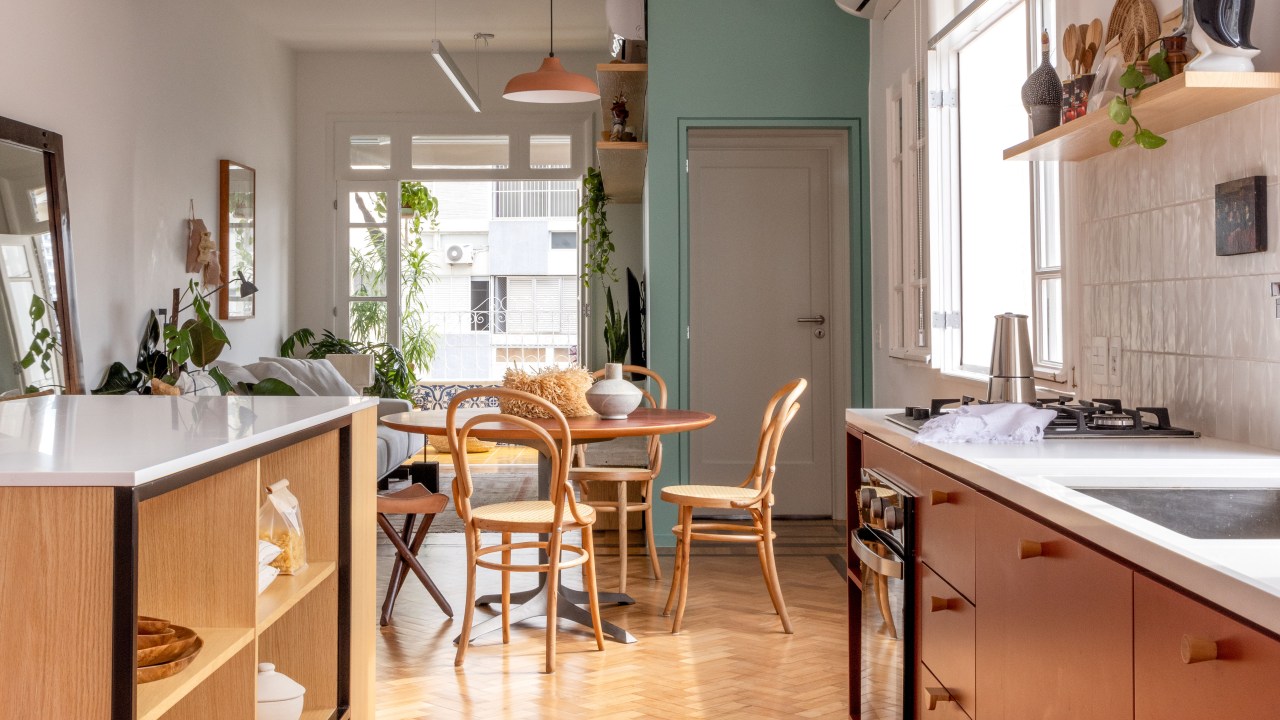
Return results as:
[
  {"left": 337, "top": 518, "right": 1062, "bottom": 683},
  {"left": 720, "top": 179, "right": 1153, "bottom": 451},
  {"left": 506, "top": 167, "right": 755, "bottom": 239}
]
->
[
  {"left": 136, "top": 627, "right": 255, "bottom": 720},
  {"left": 257, "top": 560, "right": 337, "bottom": 631}
]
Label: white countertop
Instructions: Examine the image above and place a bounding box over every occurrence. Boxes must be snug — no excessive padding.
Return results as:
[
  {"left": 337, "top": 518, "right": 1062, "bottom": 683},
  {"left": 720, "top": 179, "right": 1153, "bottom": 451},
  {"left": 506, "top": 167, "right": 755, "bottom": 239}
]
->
[
  {"left": 846, "top": 409, "right": 1280, "bottom": 635},
  {"left": 0, "top": 395, "right": 378, "bottom": 487}
]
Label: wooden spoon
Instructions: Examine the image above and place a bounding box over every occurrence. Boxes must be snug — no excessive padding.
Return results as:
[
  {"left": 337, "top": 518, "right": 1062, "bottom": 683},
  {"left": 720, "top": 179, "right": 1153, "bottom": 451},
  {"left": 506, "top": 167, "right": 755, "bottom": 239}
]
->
[
  {"left": 1086, "top": 18, "right": 1103, "bottom": 55},
  {"left": 1083, "top": 42, "right": 1098, "bottom": 75},
  {"left": 1063, "top": 24, "right": 1080, "bottom": 76}
]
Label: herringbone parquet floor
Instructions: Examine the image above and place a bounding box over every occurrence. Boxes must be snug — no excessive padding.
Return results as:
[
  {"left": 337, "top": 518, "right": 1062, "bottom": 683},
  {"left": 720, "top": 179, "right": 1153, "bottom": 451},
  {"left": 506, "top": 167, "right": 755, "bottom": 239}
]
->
[{"left": 374, "top": 521, "right": 850, "bottom": 719}]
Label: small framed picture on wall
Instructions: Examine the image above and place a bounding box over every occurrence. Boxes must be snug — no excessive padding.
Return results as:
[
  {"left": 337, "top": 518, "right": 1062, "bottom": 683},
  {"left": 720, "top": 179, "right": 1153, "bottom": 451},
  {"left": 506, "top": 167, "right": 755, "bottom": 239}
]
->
[{"left": 1215, "top": 176, "right": 1267, "bottom": 256}]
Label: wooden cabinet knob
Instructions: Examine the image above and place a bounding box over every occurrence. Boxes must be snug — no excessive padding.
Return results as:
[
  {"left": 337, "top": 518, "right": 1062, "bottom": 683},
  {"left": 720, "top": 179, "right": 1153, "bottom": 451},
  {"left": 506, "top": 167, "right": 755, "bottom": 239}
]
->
[
  {"left": 1181, "top": 635, "right": 1219, "bottom": 664},
  {"left": 1018, "top": 539, "right": 1043, "bottom": 559},
  {"left": 930, "top": 489, "right": 950, "bottom": 505},
  {"left": 930, "top": 596, "right": 952, "bottom": 612},
  {"left": 925, "top": 686, "right": 953, "bottom": 711}
]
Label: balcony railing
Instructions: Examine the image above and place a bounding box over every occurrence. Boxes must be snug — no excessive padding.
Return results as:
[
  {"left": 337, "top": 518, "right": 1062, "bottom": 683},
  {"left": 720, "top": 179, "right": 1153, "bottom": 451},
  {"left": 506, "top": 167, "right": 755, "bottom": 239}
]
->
[{"left": 493, "top": 180, "right": 578, "bottom": 219}]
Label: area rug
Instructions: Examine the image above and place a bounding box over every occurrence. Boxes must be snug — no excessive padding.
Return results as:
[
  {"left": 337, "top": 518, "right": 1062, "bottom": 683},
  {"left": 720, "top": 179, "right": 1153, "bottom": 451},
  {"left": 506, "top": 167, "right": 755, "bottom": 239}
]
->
[{"left": 379, "top": 471, "right": 538, "bottom": 536}]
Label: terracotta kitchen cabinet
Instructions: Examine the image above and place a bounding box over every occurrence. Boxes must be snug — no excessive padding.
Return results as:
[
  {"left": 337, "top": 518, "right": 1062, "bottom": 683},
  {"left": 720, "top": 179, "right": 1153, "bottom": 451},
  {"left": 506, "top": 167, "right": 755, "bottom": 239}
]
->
[
  {"left": 914, "top": 465, "right": 979, "bottom": 602},
  {"left": 919, "top": 563, "right": 975, "bottom": 717},
  {"left": 919, "top": 662, "right": 973, "bottom": 720},
  {"left": 863, "top": 436, "right": 924, "bottom": 493},
  {"left": 1134, "top": 574, "right": 1280, "bottom": 720},
  {"left": 975, "top": 501, "right": 1134, "bottom": 720}
]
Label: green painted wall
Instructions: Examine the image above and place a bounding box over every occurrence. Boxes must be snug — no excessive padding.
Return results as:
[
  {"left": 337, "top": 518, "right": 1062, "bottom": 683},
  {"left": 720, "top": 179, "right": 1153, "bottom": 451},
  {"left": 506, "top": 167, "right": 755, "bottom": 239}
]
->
[{"left": 647, "top": 0, "right": 871, "bottom": 543}]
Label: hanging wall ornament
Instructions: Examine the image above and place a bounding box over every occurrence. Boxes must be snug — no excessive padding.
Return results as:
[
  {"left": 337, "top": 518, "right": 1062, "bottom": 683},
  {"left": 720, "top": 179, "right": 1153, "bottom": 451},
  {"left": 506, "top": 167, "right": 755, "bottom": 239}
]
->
[{"left": 184, "top": 200, "right": 222, "bottom": 286}]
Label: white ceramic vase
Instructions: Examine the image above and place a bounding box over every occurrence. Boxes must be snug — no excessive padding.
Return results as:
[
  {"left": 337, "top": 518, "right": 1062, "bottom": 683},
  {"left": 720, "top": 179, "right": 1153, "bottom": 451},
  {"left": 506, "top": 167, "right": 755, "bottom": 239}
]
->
[
  {"left": 585, "top": 363, "right": 643, "bottom": 420},
  {"left": 256, "top": 663, "right": 305, "bottom": 720}
]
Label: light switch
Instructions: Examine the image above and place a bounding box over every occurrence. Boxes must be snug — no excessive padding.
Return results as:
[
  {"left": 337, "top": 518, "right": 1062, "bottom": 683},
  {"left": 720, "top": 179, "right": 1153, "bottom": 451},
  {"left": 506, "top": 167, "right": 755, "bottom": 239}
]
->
[
  {"left": 1090, "top": 337, "right": 1108, "bottom": 385},
  {"left": 1108, "top": 337, "right": 1123, "bottom": 385}
]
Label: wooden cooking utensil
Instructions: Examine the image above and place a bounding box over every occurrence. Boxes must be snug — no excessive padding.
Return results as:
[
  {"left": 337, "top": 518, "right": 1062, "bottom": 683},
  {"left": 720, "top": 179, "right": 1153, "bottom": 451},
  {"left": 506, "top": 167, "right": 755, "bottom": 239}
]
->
[
  {"left": 1083, "top": 42, "right": 1098, "bottom": 74},
  {"left": 1087, "top": 18, "right": 1103, "bottom": 53},
  {"left": 1063, "top": 24, "right": 1080, "bottom": 76}
]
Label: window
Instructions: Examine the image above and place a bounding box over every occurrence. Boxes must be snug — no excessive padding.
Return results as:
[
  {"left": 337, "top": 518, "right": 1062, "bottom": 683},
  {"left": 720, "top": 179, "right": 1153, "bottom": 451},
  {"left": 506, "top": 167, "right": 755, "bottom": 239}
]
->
[
  {"left": 930, "top": 0, "right": 1065, "bottom": 383},
  {"left": 411, "top": 135, "right": 510, "bottom": 170},
  {"left": 530, "top": 135, "right": 572, "bottom": 169},
  {"left": 886, "top": 65, "right": 929, "bottom": 361},
  {"left": 349, "top": 136, "right": 391, "bottom": 170},
  {"left": 550, "top": 232, "right": 576, "bottom": 250}
]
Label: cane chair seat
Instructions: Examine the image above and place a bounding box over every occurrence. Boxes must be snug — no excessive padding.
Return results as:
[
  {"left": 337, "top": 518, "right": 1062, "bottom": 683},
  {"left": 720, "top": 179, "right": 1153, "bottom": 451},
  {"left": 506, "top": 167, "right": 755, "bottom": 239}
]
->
[
  {"left": 661, "top": 378, "right": 808, "bottom": 635},
  {"left": 471, "top": 500, "right": 596, "bottom": 532}
]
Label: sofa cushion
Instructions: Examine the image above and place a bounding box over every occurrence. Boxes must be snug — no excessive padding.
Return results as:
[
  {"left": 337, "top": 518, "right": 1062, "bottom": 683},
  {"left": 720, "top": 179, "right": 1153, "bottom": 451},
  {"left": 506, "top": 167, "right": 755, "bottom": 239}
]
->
[
  {"left": 208, "top": 360, "right": 258, "bottom": 387},
  {"left": 259, "top": 357, "right": 358, "bottom": 397},
  {"left": 243, "top": 361, "right": 318, "bottom": 395}
]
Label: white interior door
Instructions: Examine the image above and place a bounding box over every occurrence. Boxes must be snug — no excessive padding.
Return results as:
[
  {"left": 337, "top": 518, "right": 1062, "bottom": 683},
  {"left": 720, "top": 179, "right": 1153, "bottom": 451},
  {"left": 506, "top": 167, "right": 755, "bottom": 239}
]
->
[{"left": 688, "top": 130, "right": 843, "bottom": 517}]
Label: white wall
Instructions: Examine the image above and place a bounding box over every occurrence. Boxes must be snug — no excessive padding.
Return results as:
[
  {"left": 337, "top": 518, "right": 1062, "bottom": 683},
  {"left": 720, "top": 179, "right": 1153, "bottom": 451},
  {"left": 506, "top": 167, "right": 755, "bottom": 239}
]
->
[
  {"left": 0, "top": 0, "right": 295, "bottom": 384},
  {"left": 292, "top": 49, "right": 606, "bottom": 337}
]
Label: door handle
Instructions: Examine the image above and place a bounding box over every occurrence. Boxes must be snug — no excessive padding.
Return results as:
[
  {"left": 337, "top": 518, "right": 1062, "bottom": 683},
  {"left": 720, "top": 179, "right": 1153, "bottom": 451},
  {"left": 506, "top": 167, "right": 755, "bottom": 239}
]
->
[{"left": 797, "top": 315, "right": 826, "bottom": 325}]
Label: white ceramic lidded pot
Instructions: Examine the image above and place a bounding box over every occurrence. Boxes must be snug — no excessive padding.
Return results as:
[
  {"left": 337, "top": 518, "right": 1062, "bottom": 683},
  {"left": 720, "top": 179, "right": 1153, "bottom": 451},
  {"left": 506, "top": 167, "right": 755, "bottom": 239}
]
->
[
  {"left": 257, "top": 663, "right": 305, "bottom": 720},
  {"left": 585, "top": 363, "right": 643, "bottom": 419}
]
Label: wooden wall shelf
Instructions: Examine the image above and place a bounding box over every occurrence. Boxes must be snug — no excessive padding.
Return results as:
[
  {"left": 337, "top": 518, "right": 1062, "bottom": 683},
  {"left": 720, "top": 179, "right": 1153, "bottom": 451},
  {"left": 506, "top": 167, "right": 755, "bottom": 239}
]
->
[
  {"left": 1004, "top": 71, "right": 1280, "bottom": 162},
  {"left": 596, "top": 63, "right": 648, "bottom": 203}
]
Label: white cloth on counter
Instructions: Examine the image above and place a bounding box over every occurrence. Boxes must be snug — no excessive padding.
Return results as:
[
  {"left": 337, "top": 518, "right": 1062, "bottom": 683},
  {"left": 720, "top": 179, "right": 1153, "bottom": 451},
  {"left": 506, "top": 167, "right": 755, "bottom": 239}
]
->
[{"left": 913, "top": 403, "right": 1057, "bottom": 445}]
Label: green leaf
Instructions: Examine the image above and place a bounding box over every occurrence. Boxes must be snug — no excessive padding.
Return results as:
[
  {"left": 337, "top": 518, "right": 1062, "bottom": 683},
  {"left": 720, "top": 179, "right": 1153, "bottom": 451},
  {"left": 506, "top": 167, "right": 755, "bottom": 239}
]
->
[
  {"left": 28, "top": 295, "right": 45, "bottom": 322},
  {"left": 19, "top": 350, "right": 35, "bottom": 369},
  {"left": 249, "top": 378, "right": 300, "bottom": 396},
  {"left": 1148, "top": 49, "right": 1172, "bottom": 82},
  {"left": 1108, "top": 97, "right": 1132, "bottom": 125},
  {"left": 1134, "top": 129, "right": 1167, "bottom": 149},
  {"left": 207, "top": 366, "right": 235, "bottom": 395},
  {"left": 92, "top": 361, "right": 143, "bottom": 395},
  {"left": 1109, "top": 130, "right": 1125, "bottom": 148},
  {"left": 182, "top": 318, "right": 227, "bottom": 368},
  {"left": 1119, "top": 64, "right": 1146, "bottom": 90}
]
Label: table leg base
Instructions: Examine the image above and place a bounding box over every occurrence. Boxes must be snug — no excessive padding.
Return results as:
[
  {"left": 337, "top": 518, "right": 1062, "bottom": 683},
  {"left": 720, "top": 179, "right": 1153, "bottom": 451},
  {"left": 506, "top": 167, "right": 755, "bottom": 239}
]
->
[{"left": 459, "top": 583, "right": 637, "bottom": 644}]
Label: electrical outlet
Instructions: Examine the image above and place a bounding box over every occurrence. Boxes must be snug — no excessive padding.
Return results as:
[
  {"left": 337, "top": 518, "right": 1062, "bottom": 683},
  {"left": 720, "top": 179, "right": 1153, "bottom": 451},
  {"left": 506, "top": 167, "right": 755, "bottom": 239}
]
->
[
  {"left": 1090, "top": 337, "right": 1108, "bottom": 385},
  {"left": 1108, "top": 337, "right": 1123, "bottom": 385}
]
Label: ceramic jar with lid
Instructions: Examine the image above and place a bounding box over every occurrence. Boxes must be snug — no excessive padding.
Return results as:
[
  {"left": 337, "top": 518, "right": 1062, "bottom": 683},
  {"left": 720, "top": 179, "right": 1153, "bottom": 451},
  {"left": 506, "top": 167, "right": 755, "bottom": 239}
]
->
[{"left": 257, "top": 663, "right": 305, "bottom": 720}]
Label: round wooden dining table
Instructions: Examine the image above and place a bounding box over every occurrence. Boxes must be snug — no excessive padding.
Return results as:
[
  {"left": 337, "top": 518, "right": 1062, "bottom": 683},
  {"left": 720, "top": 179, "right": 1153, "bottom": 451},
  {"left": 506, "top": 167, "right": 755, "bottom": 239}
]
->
[{"left": 380, "top": 406, "right": 716, "bottom": 644}]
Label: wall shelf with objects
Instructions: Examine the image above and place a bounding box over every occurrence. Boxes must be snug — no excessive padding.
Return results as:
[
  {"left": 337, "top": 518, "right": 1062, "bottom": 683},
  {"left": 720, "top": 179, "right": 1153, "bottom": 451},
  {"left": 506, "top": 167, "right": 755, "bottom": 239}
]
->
[
  {"left": 596, "top": 63, "right": 647, "bottom": 203},
  {"left": 1004, "top": 71, "right": 1280, "bottom": 162}
]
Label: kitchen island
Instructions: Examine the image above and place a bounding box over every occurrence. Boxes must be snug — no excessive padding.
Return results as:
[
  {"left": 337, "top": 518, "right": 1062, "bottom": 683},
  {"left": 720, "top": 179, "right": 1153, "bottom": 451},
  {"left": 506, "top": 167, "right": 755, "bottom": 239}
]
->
[
  {"left": 0, "top": 395, "right": 379, "bottom": 719},
  {"left": 847, "top": 409, "right": 1280, "bottom": 720}
]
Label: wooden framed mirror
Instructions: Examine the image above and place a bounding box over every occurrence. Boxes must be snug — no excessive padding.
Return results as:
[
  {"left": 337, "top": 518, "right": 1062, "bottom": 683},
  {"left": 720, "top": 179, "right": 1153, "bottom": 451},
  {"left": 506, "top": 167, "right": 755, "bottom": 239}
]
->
[
  {"left": 219, "top": 160, "right": 256, "bottom": 319},
  {"left": 0, "top": 116, "right": 84, "bottom": 394}
]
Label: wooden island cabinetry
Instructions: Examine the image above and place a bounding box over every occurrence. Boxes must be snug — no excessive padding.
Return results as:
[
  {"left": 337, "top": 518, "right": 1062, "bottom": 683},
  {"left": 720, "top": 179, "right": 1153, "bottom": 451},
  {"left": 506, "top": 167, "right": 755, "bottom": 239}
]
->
[
  {"left": 847, "top": 421, "right": 1280, "bottom": 720},
  {"left": 0, "top": 396, "right": 378, "bottom": 720}
]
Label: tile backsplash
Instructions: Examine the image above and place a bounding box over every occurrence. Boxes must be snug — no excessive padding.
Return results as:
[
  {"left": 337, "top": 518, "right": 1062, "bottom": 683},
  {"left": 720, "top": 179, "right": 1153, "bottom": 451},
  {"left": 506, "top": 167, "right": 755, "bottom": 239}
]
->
[{"left": 1072, "top": 96, "right": 1280, "bottom": 448}]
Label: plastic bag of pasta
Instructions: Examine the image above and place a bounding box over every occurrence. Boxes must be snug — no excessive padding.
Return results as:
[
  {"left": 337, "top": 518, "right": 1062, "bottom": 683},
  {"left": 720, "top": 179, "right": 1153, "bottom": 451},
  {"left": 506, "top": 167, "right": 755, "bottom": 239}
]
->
[{"left": 258, "top": 479, "right": 307, "bottom": 575}]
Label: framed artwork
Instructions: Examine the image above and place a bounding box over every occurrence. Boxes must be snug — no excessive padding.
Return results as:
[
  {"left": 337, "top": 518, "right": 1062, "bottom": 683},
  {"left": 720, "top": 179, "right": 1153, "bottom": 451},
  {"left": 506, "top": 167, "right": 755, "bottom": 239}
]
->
[
  {"left": 219, "top": 160, "right": 256, "bottom": 319},
  {"left": 1215, "top": 176, "right": 1267, "bottom": 256}
]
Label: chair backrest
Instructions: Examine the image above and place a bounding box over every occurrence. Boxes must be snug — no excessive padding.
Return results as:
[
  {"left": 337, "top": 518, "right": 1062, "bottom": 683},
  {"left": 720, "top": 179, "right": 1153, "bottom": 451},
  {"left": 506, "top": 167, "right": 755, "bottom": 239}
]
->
[
  {"left": 743, "top": 378, "right": 808, "bottom": 500},
  {"left": 445, "top": 387, "right": 580, "bottom": 530},
  {"left": 589, "top": 364, "right": 666, "bottom": 474}
]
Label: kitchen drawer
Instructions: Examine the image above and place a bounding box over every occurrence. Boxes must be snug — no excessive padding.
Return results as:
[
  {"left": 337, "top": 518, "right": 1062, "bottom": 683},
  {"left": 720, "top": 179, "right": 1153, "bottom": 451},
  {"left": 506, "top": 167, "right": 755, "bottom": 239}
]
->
[
  {"left": 1134, "top": 574, "right": 1280, "bottom": 720},
  {"left": 917, "top": 662, "right": 973, "bottom": 720},
  {"left": 863, "top": 437, "right": 924, "bottom": 495},
  {"left": 916, "top": 465, "right": 980, "bottom": 602},
  {"left": 919, "top": 563, "right": 975, "bottom": 717}
]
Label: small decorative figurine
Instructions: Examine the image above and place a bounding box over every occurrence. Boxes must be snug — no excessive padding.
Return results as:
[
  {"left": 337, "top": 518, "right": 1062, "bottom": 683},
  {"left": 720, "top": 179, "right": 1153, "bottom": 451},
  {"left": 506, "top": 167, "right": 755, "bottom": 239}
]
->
[
  {"left": 610, "top": 94, "right": 629, "bottom": 141},
  {"left": 1188, "top": 0, "right": 1258, "bottom": 72},
  {"left": 1022, "top": 31, "right": 1064, "bottom": 136}
]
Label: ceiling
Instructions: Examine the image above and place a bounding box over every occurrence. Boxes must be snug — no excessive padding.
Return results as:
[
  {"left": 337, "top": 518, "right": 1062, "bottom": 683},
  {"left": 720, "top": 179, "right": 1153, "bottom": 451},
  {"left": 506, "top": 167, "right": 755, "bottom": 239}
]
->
[{"left": 233, "top": 0, "right": 610, "bottom": 52}]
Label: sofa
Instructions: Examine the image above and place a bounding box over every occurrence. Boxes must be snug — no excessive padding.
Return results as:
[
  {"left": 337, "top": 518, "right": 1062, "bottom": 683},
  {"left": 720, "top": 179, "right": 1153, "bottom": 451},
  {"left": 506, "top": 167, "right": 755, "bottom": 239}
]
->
[{"left": 210, "top": 355, "right": 424, "bottom": 480}]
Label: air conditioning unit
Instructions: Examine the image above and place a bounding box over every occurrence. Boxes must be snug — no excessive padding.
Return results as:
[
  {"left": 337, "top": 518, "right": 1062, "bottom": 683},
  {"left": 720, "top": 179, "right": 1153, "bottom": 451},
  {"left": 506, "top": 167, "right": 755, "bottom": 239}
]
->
[
  {"left": 835, "top": 0, "right": 881, "bottom": 19},
  {"left": 445, "top": 244, "right": 474, "bottom": 264}
]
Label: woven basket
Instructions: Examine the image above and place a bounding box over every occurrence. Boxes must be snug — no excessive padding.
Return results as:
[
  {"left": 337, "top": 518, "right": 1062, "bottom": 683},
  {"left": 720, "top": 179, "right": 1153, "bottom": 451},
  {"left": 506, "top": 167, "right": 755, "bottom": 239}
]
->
[{"left": 500, "top": 366, "right": 594, "bottom": 418}]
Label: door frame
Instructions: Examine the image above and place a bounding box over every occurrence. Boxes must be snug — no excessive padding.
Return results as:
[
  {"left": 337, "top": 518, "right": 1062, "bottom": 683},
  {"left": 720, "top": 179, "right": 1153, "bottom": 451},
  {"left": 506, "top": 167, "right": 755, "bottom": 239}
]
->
[{"left": 679, "top": 121, "right": 867, "bottom": 520}]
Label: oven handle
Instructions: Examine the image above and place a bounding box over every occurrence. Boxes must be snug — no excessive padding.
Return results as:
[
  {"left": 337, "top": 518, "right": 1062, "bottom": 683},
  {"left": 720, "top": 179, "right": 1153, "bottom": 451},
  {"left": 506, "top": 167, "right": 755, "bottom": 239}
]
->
[{"left": 851, "top": 526, "right": 904, "bottom": 579}]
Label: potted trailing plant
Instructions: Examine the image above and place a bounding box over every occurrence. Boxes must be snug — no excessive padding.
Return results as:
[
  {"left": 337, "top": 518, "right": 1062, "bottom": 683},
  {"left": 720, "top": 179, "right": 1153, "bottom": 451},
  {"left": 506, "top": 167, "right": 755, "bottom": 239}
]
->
[
  {"left": 578, "top": 166, "right": 616, "bottom": 288},
  {"left": 1107, "top": 41, "right": 1175, "bottom": 150}
]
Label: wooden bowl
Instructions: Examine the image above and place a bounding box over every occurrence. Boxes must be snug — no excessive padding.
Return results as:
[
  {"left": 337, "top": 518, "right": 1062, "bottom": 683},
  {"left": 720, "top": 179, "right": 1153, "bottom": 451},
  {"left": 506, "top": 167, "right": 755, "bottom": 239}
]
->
[
  {"left": 137, "top": 625, "right": 199, "bottom": 668},
  {"left": 136, "top": 627, "right": 176, "bottom": 650},
  {"left": 136, "top": 636, "right": 203, "bottom": 684},
  {"left": 137, "top": 616, "right": 170, "bottom": 634}
]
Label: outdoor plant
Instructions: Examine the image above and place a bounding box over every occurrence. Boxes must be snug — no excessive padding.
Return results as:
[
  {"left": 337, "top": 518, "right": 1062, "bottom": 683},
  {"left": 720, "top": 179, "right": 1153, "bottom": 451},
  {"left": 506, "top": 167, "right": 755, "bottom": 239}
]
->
[
  {"left": 348, "top": 182, "right": 440, "bottom": 373},
  {"left": 1107, "top": 41, "right": 1173, "bottom": 150},
  {"left": 280, "top": 327, "right": 415, "bottom": 400},
  {"left": 578, "top": 166, "right": 615, "bottom": 287},
  {"left": 603, "top": 286, "right": 628, "bottom": 364}
]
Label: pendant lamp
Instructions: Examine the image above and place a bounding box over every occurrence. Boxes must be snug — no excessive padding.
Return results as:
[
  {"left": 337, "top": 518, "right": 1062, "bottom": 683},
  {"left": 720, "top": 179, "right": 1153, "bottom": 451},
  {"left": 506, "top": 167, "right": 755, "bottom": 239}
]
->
[{"left": 503, "top": 0, "right": 600, "bottom": 103}]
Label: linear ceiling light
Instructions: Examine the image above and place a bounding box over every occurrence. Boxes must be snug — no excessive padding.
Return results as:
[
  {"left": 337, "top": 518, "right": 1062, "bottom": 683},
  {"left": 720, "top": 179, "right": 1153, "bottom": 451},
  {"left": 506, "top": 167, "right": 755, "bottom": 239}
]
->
[
  {"left": 503, "top": 0, "right": 600, "bottom": 104},
  {"left": 432, "top": 39, "right": 482, "bottom": 113}
]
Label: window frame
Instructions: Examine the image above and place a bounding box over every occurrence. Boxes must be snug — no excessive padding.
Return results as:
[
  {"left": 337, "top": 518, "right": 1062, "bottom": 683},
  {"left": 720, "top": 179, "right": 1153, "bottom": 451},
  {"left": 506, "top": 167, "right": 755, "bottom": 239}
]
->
[
  {"left": 927, "top": 0, "right": 1070, "bottom": 390},
  {"left": 885, "top": 66, "right": 932, "bottom": 364}
]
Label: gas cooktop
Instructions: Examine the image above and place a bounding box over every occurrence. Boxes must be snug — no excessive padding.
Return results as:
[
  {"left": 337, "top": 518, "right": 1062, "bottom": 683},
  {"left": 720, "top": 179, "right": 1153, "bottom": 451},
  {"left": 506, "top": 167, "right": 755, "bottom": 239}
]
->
[{"left": 886, "top": 397, "right": 1200, "bottom": 439}]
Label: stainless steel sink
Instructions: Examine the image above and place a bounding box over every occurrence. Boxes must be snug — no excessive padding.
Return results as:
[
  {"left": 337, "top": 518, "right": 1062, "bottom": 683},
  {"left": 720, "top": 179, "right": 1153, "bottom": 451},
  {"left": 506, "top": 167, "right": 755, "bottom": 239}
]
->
[{"left": 1073, "top": 487, "right": 1280, "bottom": 540}]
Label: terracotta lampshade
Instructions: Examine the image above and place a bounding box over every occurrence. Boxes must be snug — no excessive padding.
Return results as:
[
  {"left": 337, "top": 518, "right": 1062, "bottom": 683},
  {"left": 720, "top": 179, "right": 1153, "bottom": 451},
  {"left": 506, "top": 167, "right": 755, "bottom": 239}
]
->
[{"left": 503, "top": 56, "right": 600, "bottom": 104}]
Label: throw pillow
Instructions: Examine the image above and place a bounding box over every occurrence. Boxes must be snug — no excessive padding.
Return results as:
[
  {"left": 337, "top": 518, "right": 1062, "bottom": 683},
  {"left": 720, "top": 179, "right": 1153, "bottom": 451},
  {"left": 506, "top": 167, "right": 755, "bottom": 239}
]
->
[
  {"left": 243, "top": 361, "right": 318, "bottom": 396},
  {"left": 258, "top": 357, "right": 359, "bottom": 397},
  {"left": 208, "top": 360, "right": 258, "bottom": 388}
]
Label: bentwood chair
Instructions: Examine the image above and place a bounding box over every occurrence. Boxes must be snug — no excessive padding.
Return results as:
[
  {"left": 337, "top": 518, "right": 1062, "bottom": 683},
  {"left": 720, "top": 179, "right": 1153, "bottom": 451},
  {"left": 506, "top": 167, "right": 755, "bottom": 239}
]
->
[
  {"left": 569, "top": 365, "right": 666, "bottom": 592},
  {"left": 447, "top": 388, "right": 604, "bottom": 673},
  {"left": 660, "top": 378, "right": 808, "bottom": 634},
  {"left": 376, "top": 483, "right": 453, "bottom": 624}
]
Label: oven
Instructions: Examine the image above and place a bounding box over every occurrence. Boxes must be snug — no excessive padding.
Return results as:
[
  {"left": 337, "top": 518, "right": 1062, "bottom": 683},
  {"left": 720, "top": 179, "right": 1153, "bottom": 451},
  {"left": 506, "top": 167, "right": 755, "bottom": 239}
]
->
[{"left": 851, "top": 467, "right": 917, "bottom": 719}]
